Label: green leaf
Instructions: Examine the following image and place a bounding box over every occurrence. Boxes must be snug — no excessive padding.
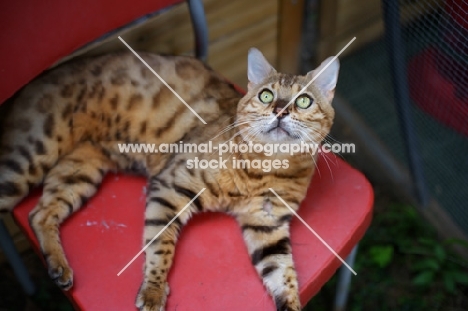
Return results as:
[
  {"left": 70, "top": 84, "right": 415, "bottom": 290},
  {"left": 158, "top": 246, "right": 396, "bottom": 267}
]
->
[
  {"left": 452, "top": 272, "right": 468, "bottom": 285},
  {"left": 403, "top": 206, "right": 417, "bottom": 219},
  {"left": 400, "top": 245, "right": 427, "bottom": 255},
  {"left": 413, "top": 271, "right": 435, "bottom": 286},
  {"left": 434, "top": 244, "right": 446, "bottom": 262},
  {"left": 412, "top": 258, "right": 440, "bottom": 272},
  {"left": 443, "top": 273, "right": 456, "bottom": 293},
  {"left": 418, "top": 238, "right": 437, "bottom": 247},
  {"left": 369, "top": 245, "right": 394, "bottom": 268}
]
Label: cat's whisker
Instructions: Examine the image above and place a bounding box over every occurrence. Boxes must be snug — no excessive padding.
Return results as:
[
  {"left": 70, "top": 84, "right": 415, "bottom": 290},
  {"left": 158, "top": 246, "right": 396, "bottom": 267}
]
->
[
  {"left": 222, "top": 126, "right": 265, "bottom": 163},
  {"left": 216, "top": 127, "right": 256, "bottom": 161},
  {"left": 204, "top": 120, "right": 255, "bottom": 155},
  {"left": 297, "top": 130, "right": 317, "bottom": 145},
  {"left": 298, "top": 130, "right": 340, "bottom": 168},
  {"left": 303, "top": 132, "right": 342, "bottom": 166},
  {"left": 254, "top": 287, "right": 272, "bottom": 309},
  {"left": 221, "top": 127, "right": 252, "bottom": 146},
  {"left": 296, "top": 131, "right": 321, "bottom": 178},
  {"left": 302, "top": 124, "right": 344, "bottom": 145},
  {"left": 242, "top": 126, "right": 262, "bottom": 143},
  {"left": 303, "top": 125, "right": 343, "bottom": 145},
  {"left": 320, "top": 151, "right": 335, "bottom": 181},
  {"left": 292, "top": 123, "right": 324, "bottom": 142},
  {"left": 213, "top": 116, "right": 262, "bottom": 137},
  {"left": 304, "top": 129, "right": 327, "bottom": 142},
  {"left": 324, "top": 135, "right": 343, "bottom": 144},
  {"left": 207, "top": 119, "right": 258, "bottom": 142},
  {"left": 296, "top": 131, "right": 316, "bottom": 155},
  {"left": 297, "top": 131, "right": 336, "bottom": 177},
  {"left": 205, "top": 124, "right": 257, "bottom": 158},
  {"left": 322, "top": 144, "right": 341, "bottom": 165},
  {"left": 215, "top": 116, "right": 258, "bottom": 131}
]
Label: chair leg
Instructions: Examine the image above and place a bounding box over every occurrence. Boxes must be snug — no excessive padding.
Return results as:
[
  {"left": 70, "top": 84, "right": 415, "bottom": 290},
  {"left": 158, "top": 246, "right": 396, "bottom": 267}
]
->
[
  {"left": 0, "top": 218, "right": 36, "bottom": 295},
  {"left": 187, "top": 0, "right": 209, "bottom": 62},
  {"left": 333, "top": 244, "right": 358, "bottom": 311}
]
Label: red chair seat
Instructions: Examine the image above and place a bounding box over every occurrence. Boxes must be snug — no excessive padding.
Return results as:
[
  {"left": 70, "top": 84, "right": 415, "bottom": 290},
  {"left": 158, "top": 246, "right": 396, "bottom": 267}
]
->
[{"left": 13, "top": 154, "right": 373, "bottom": 310}]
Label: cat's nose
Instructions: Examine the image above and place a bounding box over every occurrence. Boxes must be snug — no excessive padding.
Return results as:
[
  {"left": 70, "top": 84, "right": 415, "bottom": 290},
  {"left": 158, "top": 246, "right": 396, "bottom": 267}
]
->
[
  {"left": 274, "top": 106, "right": 289, "bottom": 118},
  {"left": 274, "top": 99, "right": 289, "bottom": 118}
]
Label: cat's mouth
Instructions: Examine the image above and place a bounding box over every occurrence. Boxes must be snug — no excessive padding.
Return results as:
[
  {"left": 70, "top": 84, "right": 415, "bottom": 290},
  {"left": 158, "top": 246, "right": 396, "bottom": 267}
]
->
[
  {"left": 265, "top": 118, "right": 293, "bottom": 138},
  {"left": 263, "top": 121, "right": 297, "bottom": 142},
  {"left": 253, "top": 118, "right": 300, "bottom": 142},
  {"left": 267, "top": 126, "right": 291, "bottom": 137}
]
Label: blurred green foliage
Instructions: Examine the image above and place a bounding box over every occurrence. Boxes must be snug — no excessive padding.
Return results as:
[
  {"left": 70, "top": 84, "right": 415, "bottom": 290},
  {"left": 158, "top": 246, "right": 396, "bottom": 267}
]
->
[{"left": 305, "top": 201, "right": 468, "bottom": 311}]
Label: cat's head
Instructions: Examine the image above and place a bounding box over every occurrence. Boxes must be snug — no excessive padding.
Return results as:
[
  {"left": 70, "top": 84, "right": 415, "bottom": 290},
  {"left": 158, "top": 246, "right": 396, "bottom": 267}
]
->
[{"left": 237, "top": 48, "right": 339, "bottom": 145}]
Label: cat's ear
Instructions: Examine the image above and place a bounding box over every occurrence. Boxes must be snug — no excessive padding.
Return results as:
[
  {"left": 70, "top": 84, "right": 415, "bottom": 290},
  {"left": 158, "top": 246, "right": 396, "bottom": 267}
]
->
[
  {"left": 247, "top": 48, "right": 276, "bottom": 86},
  {"left": 307, "top": 56, "right": 340, "bottom": 101}
]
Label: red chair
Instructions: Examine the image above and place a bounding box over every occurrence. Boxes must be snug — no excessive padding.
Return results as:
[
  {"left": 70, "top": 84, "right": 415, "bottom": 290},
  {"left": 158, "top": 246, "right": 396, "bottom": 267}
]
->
[
  {"left": 2, "top": 1, "right": 373, "bottom": 310},
  {"left": 13, "top": 155, "right": 372, "bottom": 310}
]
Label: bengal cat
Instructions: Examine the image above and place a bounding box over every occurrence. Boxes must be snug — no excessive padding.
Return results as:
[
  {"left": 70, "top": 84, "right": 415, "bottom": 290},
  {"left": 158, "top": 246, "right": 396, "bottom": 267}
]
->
[{"left": 0, "top": 48, "right": 339, "bottom": 310}]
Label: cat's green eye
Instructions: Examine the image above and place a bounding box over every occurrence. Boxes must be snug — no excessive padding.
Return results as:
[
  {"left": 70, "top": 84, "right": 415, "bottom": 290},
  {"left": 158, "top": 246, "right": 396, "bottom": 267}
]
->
[
  {"left": 295, "top": 95, "right": 313, "bottom": 109},
  {"left": 259, "top": 89, "right": 274, "bottom": 104}
]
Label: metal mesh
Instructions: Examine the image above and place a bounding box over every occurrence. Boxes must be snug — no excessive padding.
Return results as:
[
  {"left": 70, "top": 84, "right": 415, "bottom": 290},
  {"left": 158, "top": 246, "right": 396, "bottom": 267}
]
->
[{"left": 337, "top": 0, "right": 468, "bottom": 235}]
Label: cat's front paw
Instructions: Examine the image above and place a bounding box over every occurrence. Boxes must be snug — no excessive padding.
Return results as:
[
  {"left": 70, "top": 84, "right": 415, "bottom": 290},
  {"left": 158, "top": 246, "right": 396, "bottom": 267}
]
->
[
  {"left": 135, "top": 281, "right": 170, "bottom": 311},
  {"left": 46, "top": 255, "right": 74, "bottom": 290},
  {"left": 277, "top": 302, "right": 301, "bottom": 311},
  {"left": 275, "top": 293, "right": 301, "bottom": 311}
]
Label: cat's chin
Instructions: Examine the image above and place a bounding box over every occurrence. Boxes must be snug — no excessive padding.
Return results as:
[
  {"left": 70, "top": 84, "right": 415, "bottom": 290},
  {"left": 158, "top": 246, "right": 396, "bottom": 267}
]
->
[
  {"left": 265, "top": 127, "right": 292, "bottom": 142},
  {"left": 262, "top": 128, "right": 298, "bottom": 143}
]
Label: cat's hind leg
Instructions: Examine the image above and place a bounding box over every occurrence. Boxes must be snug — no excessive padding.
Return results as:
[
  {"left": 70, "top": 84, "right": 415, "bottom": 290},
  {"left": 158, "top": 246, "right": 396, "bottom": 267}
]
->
[
  {"left": 0, "top": 138, "right": 59, "bottom": 212},
  {"left": 29, "top": 142, "right": 115, "bottom": 289}
]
